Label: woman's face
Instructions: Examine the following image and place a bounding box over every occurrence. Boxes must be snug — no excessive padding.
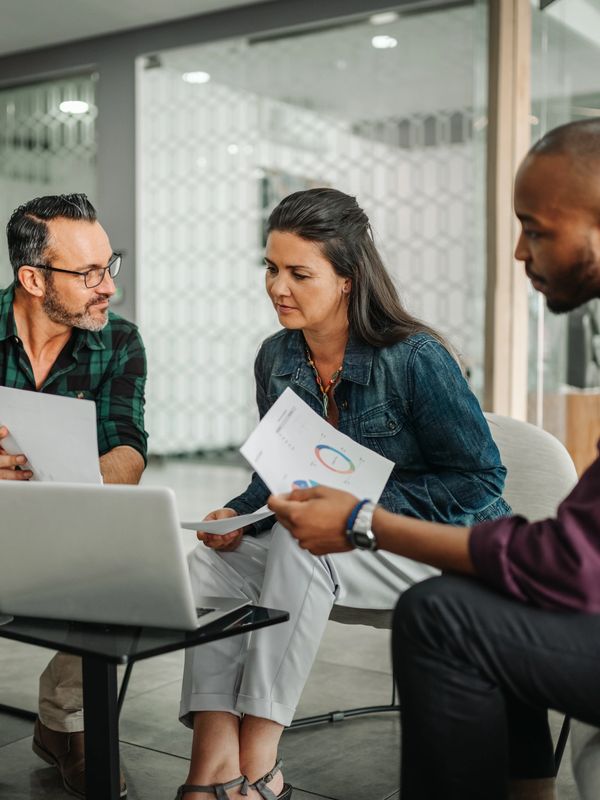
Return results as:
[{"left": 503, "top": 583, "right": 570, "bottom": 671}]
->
[{"left": 264, "top": 231, "right": 350, "bottom": 334}]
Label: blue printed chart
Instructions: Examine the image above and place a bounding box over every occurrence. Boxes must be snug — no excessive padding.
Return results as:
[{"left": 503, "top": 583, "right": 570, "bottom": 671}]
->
[{"left": 240, "top": 388, "right": 393, "bottom": 499}]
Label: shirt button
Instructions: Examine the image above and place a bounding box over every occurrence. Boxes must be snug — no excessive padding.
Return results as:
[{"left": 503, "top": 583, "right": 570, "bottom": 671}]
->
[
  {"left": 340, "top": 400, "right": 349, "bottom": 410},
  {"left": 387, "top": 420, "right": 396, "bottom": 430}
]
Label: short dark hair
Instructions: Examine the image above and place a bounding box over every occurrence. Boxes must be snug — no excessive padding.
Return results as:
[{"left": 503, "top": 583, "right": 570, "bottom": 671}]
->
[
  {"left": 7, "top": 194, "right": 97, "bottom": 279},
  {"left": 267, "top": 187, "right": 449, "bottom": 350}
]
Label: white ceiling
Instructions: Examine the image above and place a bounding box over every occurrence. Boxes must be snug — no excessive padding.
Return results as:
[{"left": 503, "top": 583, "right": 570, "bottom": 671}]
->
[{"left": 0, "top": 0, "right": 278, "bottom": 58}]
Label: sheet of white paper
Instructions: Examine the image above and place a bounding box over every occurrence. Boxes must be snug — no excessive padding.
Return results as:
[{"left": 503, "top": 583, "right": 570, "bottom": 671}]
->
[
  {"left": 181, "top": 505, "right": 274, "bottom": 534},
  {"left": 240, "top": 387, "right": 394, "bottom": 501},
  {"left": 0, "top": 386, "right": 102, "bottom": 484}
]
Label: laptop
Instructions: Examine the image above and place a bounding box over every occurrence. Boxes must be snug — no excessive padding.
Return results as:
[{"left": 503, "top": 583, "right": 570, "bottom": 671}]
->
[{"left": 0, "top": 482, "right": 249, "bottom": 631}]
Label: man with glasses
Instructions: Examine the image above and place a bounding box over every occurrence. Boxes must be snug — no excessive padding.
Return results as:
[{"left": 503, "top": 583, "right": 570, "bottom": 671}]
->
[{"left": 1, "top": 193, "right": 148, "bottom": 798}]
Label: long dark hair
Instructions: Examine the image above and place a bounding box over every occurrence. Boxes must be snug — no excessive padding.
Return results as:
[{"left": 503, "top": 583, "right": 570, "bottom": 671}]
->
[{"left": 267, "top": 187, "right": 449, "bottom": 349}]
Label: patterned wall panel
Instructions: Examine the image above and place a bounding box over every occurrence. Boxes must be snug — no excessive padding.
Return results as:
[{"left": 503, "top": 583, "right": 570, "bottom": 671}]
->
[
  {"left": 0, "top": 75, "right": 97, "bottom": 286},
  {"left": 138, "top": 7, "right": 485, "bottom": 454}
]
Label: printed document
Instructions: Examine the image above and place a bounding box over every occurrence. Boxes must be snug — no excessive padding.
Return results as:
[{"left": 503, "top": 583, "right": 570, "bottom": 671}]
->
[
  {"left": 181, "top": 505, "right": 274, "bottom": 534},
  {"left": 0, "top": 386, "right": 102, "bottom": 484},
  {"left": 240, "top": 387, "right": 394, "bottom": 500}
]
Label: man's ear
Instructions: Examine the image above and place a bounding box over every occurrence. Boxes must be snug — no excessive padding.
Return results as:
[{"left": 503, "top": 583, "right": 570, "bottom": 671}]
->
[{"left": 16, "top": 266, "right": 46, "bottom": 298}]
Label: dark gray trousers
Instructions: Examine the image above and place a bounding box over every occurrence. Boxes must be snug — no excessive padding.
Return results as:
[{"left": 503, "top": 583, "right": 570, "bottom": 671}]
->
[{"left": 393, "top": 574, "right": 600, "bottom": 799}]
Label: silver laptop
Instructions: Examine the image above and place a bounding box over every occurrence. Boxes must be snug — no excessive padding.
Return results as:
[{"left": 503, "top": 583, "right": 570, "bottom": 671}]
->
[{"left": 0, "top": 482, "right": 248, "bottom": 630}]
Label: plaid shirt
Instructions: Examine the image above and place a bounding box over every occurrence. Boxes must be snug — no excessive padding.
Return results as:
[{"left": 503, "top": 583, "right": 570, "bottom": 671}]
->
[{"left": 0, "top": 283, "right": 148, "bottom": 461}]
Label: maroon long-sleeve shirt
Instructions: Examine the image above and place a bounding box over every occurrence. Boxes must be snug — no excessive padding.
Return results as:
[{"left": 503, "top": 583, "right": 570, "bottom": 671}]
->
[{"left": 470, "top": 443, "right": 600, "bottom": 613}]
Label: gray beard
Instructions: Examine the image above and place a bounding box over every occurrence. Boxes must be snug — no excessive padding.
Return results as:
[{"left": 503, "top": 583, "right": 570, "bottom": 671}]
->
[{"left": 42, "top": 281, "right": 109, "bottom": 332}]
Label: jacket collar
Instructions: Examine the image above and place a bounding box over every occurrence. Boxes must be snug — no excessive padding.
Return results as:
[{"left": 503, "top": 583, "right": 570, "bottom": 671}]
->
[{"left": 272, "top": 330, "right": 374, "bottom": 385}]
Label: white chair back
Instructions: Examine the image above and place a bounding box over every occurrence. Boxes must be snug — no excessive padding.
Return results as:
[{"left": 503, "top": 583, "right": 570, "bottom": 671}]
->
[{"left": 484, "top": 413, "right": 578, "bottom": 520}]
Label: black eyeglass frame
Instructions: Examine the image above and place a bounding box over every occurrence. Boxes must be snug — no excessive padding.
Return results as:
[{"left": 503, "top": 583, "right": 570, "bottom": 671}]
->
[{"left": 29, "top": 252, "right": 122, "bottom": 289}]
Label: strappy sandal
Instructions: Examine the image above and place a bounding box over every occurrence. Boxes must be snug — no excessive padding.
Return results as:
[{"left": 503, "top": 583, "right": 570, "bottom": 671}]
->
[
  {"left": 250, "top": 760, "right": 292, "bottom": 800},
  {"left": 174, "top": 775, "right": 249, "bottom": 799}
]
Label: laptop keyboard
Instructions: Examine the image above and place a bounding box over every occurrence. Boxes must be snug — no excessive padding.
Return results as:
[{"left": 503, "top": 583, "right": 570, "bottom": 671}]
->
[{"left": 196, "top": 607, "right": 216, "bottom": 618}]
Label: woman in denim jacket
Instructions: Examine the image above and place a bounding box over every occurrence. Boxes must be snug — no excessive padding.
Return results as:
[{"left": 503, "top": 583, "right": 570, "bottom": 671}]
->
[{"left": 175, "top": 189, "right": 511, "bottom": 800}]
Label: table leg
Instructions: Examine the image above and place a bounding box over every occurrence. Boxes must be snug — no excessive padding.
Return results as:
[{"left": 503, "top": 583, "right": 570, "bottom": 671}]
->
[{"left": 82, "top": 655, "right": 121, "bottom": 800}]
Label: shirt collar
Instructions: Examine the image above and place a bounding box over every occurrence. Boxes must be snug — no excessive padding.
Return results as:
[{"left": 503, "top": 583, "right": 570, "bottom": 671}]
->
[
  {"left": 273, "top": 329, "right": 374, "bottom": 385},
  {"left": 0, "top": 283, "right": 106, "bottom": 352}
]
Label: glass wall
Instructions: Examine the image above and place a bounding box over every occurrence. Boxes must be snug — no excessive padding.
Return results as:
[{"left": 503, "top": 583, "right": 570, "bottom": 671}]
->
[
  {"left": 0, "top": 74, "right": 97, "bottom": 286},
  {"left": 137, "top": 3, "right": 489, "bottom": 454},
  {"left": 530, "top": 0, "right": 600, "bottom": 473}
]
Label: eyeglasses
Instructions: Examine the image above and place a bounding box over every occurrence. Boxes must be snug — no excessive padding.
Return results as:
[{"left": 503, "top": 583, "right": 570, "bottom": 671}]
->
[{"left": 31, "top": 252, "right": 122, "bottom": 289}]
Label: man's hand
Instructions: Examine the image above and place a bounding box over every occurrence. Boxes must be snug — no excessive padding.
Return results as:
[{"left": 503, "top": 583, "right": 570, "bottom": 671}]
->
[
  {"left": 0, "top": 426, "right": 32, "bottom": 481},
  {"left": 268, "top": 486, "right": 358, "bottom": 555},
  {"left": 197, "top": 508, "right": 244, "bottom": 552}
]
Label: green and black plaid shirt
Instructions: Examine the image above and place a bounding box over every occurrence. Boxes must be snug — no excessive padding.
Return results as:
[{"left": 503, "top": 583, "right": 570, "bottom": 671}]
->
[{"left": 0, "top": 283, "right": 148, "bottom": 461}]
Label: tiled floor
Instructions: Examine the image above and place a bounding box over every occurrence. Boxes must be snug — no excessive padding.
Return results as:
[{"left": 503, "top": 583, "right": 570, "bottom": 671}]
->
[{"left": 0, "top": 459, "right": 581, "bottom": 799}]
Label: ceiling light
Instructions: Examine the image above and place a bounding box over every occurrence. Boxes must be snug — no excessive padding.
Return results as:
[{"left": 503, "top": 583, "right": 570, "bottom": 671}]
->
[
  {"left": 370, "top": 11, "right": 399, "bottom": 25},
  {"left": 371, "top": 35, "right": 398, "bottom": 49},
  {"left": 227, "top": 144, "right": 239, "bottom": 155},
  {"left": 183, "top": 71, "right": 211, "bottom": 84},
  {"left": 59, "top": 100, "right": 89, "bottom": 114}
]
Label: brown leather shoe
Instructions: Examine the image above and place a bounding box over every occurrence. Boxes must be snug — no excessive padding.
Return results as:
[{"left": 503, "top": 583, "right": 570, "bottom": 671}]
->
[{"left": 32, "top": 718, "right": 127, "bottom": 798}]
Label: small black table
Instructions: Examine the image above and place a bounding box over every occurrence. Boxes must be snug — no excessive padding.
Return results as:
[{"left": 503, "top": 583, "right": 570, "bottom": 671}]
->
[{"left": 0, "top": 606, "right": 289, "bottom": 800}]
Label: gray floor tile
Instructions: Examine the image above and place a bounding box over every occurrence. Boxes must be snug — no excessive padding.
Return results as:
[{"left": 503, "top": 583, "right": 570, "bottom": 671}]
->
[
  {"left": 141, "top": 460, "right": 251, "bottom": 524},
  {"left": 316, "top": 621, "right": 393, "bottom": 676},
  {"left": 119, "top": 678, "right": 191, "bottom": 758},
  {"left": 0, "top": 640, "right": 51, "bottom": 713},
  {"left": 0, "top": 713, "right": 33, "bottom": 748},
  {"left": 282, "top": 713, "right": 400, "bottom": 800},
  {"left": 0, "top": 735, "right": 70, "bottom": 800},
  {"left": 122, "top": 650, "right": 185, "bottom": 701}
]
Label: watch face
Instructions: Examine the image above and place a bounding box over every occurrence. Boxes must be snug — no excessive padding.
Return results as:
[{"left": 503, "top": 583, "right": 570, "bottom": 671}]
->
[{"left": 352, "top": 529, "right": 376, "bottom": 550}]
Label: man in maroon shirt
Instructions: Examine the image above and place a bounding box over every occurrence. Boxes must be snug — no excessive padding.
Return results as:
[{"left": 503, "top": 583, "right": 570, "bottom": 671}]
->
[{"left": 269, "top": 118, "right": 600, "bottom": 800}]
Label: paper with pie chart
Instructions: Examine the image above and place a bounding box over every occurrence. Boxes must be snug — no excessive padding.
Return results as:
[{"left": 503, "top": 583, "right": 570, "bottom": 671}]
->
[{"left": 240, "top": 387, "right": 394, "bottom": 500}]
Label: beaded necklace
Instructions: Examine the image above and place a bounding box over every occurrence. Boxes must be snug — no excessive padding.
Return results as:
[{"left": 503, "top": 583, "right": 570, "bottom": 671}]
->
[{"left": 305, "top": 345, "right": 343, "bottom": 419}]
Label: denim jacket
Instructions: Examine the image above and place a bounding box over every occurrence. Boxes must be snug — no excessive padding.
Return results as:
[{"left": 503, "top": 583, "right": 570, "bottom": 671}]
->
[{"left": 228, "top": 329, "right": 511, "bottom": 528}]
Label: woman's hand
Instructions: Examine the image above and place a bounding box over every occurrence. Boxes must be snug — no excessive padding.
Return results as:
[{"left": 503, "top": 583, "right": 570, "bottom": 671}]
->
[
  {"left": 197, "top": 508, "right": 244, "bottom": 552},
  {"left": 268, "top": 486, "right": 358, "bottom": 555},
  {"left": 0, "top": 426, "right": 32, "bottom": 481}
]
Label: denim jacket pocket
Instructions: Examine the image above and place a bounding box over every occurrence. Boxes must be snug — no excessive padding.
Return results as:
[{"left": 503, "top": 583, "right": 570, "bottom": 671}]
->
[{"left": 358, "top": 401, "right": 411, "bottom": 461}]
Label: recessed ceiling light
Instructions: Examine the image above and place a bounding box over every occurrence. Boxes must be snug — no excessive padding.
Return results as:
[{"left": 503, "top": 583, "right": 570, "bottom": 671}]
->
[
  {"left": 183, "top": 71, "right": 211, "bottom": 84},
  {"left": 59, "top": 100, "right": 89, "bottom": 114},
  {"left": 370, "top": 11, "right": 399, "bottom": 25},
  {"left": 227, "top": 144, "right": 239, "bottom": 155},
  {"left": 371, "top": 35, "right": 398, "bottom": 49}
]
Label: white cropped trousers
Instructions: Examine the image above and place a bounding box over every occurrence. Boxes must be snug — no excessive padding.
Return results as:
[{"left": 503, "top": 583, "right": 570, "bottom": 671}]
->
[{"left": 180, "top": 522, "right": 437, "bottom": 727}]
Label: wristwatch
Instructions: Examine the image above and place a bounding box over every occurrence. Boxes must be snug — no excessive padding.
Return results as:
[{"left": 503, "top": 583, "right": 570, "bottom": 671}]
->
[{"left": 346, "top": 500, "right": 378, "bottom": 551}]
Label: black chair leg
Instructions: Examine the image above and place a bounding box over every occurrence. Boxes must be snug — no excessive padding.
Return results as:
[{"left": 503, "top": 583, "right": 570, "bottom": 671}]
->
[{"left": 554, "top": 715, "right": 571, "bottom": 774}]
